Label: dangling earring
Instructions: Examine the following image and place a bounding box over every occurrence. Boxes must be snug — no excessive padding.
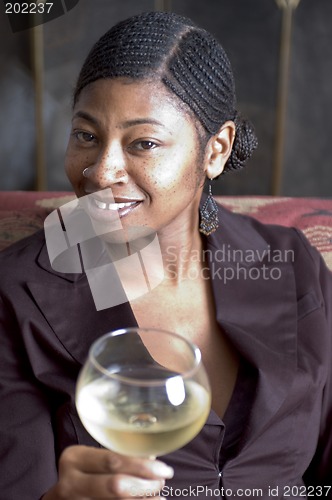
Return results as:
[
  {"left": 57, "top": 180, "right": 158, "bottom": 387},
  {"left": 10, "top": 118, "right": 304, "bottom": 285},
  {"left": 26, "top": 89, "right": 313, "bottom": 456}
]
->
[{"left": 199, "top": 178, "right": 219, "bottom": 236}]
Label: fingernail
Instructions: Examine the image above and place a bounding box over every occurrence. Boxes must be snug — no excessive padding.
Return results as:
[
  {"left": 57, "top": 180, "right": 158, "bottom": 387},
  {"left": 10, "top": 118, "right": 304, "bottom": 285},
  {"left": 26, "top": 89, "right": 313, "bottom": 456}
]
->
[{"left": 151, "top": 461, "right": 174, "bottom": 478}]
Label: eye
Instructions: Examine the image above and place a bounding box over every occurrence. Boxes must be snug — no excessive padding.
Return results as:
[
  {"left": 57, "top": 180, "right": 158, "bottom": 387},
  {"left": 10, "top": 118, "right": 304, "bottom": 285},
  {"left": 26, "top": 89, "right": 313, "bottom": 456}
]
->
[
  {"left": 140, "top": 140, "right": 157, "bottom": 150},
  {"left": 73, "top": 131, "right": 97, "bottom": 144},
  {"left": 131, "top": 140, "right": 159, "bottom": 151}
]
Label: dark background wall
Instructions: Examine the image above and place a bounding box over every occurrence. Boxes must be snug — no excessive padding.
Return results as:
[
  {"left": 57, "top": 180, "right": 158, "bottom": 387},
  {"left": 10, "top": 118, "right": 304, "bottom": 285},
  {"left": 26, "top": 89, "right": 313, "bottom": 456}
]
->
[{"left": 0, "top": 0, "right": 331, "bottom": 197}]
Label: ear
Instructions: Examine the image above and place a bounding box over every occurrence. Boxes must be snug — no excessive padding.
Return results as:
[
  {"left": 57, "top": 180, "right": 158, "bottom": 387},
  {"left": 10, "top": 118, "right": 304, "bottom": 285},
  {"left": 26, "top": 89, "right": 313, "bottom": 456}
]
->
[{"left": 204, "top": 121, "right": 236, "bottom": 179}]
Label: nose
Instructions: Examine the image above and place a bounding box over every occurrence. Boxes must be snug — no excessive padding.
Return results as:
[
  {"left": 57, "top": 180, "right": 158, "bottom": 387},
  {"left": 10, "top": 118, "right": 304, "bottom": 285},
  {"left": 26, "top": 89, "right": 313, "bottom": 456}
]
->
[{"left": 86, "top": 144, "right": 128, "bottom": 188}]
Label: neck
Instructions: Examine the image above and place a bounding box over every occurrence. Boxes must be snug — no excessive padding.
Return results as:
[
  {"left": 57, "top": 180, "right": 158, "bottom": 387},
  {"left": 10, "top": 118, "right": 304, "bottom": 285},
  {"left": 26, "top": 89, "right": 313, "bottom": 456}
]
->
[{"left": 157, "top": 210, "right": 206, "bottom": 285}]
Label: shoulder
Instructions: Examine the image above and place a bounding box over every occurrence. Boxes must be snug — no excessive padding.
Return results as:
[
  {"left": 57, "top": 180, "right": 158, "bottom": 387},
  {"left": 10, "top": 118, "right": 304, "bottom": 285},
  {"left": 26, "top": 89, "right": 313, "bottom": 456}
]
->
[
  {"left": 213, "top": 202, "right": 332, "bottom": 297},
  {"left": 0, "top": 229, "right": 46, "bottom": 284},
  {"left": 0, "top": 227, "right": 45, "bottom": 254},
  {"left": 217, "top": 201, "right": 322, "bottom": 260},
  {"left": 0, "top": 228, "right": 45, "bottom": 259}
]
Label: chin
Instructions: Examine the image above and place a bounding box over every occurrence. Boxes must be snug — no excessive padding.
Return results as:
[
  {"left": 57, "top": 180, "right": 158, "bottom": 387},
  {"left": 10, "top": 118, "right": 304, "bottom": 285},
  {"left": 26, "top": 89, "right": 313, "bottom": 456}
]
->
[{"left": 99, "top": 225, "right": 156, "bottom": 246}]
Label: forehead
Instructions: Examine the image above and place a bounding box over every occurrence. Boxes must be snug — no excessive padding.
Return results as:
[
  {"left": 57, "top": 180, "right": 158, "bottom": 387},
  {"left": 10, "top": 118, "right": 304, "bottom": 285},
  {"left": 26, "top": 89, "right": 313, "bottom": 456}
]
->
[
  {"left": 74, "top": 77, "right": 197, "bottom": 128},
  {"left": 76, "top": 78, "right": 175, "bottom": 113}
]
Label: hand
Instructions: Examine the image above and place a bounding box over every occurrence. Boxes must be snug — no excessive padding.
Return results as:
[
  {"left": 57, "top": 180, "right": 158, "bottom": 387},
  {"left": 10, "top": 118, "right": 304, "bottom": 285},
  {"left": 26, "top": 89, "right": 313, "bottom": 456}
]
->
[{"left": 42, "top": 445, "right": 174, "bottom": 499}]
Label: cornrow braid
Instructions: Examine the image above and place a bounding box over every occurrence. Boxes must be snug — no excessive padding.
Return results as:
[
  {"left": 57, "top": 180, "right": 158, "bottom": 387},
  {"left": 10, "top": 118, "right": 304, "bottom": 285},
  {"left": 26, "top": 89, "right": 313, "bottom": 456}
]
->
[
  {"left": 163, "top": 30, "right": 236, "bottom": 133},
  {"left": 74, "top": 11, "right": 258, "bottom": 173}
]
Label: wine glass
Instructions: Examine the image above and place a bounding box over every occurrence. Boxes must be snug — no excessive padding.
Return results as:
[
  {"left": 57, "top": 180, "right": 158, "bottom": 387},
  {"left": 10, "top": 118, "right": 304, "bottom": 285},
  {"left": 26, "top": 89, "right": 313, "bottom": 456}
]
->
[{"left": 75, "top": 327, "right": 211, "bottom": 458}]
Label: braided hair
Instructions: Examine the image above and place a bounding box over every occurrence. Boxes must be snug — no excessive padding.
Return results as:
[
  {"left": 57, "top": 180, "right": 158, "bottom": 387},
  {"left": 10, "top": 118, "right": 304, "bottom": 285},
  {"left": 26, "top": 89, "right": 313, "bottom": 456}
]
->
[{"left": 74, "top": 11, "right": 258, "bottom": 173}]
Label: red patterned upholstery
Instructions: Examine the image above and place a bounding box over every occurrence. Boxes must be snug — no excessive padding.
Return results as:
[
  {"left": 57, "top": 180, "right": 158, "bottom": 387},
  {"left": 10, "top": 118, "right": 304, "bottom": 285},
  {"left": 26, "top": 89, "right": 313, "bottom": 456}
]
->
[
  {"left": 216, "top": 196, "right": 332, "bottom": 271},
  {"left": 0, "top": 191, "right": 331, "bottom": 270}
]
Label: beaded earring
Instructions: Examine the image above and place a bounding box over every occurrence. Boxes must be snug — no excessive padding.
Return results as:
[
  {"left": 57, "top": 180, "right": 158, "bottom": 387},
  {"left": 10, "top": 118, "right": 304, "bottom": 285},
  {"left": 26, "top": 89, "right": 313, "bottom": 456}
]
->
[{"left": 199, "top": 179, "right": 219, "bottom": 236}]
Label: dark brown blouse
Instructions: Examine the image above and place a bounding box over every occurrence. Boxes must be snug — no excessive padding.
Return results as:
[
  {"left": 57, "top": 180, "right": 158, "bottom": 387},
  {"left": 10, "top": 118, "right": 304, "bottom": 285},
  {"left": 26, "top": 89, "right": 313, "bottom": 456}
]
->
[
  {"left": 1, "top": 203, "right": 332, "bottom": 500},
  {"left": 162, "top": 361, "right": 258, "bottom": 499}
]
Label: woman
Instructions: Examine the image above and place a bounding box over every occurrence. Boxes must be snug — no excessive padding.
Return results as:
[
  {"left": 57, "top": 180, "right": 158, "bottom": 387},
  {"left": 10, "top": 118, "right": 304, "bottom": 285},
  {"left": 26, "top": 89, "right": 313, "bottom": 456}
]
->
[{"left": 0, "top": 11, "right": 331, "bottom": 500}]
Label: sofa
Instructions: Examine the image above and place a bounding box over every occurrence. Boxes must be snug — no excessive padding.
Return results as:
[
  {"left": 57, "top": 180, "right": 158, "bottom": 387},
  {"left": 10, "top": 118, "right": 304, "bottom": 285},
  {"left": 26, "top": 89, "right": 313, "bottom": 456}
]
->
[{"left": 0, "top": 191, "right": 331, "bottom": 271}]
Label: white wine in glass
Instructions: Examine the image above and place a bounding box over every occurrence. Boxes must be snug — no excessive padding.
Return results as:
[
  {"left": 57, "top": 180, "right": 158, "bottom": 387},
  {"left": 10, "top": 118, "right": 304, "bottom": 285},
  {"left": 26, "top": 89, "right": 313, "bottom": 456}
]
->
[{"left": 76, "top": 327, "right": 211, "bottom": 458}]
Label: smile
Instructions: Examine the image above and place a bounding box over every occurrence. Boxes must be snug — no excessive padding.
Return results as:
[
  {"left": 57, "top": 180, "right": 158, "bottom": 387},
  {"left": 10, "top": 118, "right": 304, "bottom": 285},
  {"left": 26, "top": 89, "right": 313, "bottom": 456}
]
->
[{"left": 94, "top": 199, "right": 139, "bottom": 211}]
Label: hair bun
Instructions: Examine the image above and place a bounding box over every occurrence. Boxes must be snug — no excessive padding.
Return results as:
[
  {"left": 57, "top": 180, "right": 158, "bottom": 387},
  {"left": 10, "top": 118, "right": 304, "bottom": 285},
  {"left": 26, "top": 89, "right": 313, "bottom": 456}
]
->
[{"left": 224, "top": 113, "right": 258, "bottom": 173}]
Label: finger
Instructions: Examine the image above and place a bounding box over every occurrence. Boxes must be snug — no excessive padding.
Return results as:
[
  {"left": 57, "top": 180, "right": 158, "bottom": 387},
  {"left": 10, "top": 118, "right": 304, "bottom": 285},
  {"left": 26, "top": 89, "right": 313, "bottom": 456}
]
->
[
  {"left": 65, "top": 470, "right": 165, "bottom": 498},
  {"left": 61, "top": 446, "right": 173, "bottom": 479}
]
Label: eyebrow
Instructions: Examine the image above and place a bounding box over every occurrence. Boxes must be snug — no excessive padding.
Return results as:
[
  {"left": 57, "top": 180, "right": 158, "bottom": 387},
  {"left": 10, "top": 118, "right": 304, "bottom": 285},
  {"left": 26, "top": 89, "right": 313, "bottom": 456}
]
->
[
  {"left": 118, "top": 118, "right": 165, "bottom": 129},
  {"left": 72, "top": 112, "right": 165, "bottom": 130},
  {"left": 72, "top": 111, "right": 100, "bottom": 126}
]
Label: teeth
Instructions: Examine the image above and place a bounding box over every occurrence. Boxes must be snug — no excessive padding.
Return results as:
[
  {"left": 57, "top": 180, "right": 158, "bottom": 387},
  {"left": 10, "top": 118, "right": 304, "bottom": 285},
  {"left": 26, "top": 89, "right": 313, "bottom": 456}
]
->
[
  {"left": 108, "top": 202, "right": 134, "bottom": 210},
  {"left": 94, "top": 199, "right": 137, "bottom": 210},
  {"left": 94, "top": 200, "right": 107, "bottom": 209}
]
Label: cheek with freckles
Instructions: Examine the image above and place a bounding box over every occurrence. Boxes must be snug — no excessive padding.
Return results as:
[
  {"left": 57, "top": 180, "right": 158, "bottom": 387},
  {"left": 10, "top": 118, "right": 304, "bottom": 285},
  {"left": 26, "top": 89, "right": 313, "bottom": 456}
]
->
[{"left": 144, "top": 147, "right": 201, "bottom": 195}]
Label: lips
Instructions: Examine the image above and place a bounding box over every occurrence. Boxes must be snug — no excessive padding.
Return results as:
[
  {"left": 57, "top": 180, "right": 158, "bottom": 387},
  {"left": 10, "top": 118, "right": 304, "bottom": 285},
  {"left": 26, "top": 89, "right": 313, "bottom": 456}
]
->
[
  {"left": 83, "top": 195, "right": 143, "bottom": 222},
  {"left": 94, "top": 199, "right": 139, "bottom": 211}
]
